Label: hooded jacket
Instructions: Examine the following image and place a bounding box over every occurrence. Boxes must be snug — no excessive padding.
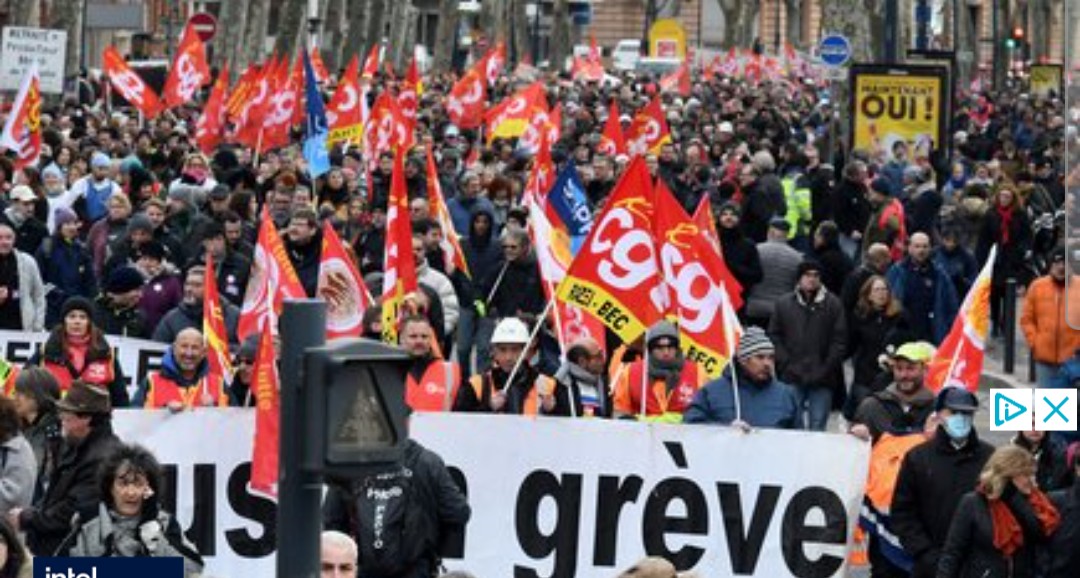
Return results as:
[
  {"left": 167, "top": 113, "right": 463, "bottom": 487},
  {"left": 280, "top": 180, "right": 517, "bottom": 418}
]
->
[
  {"left": 852, "top": 384, "right": 935, "bottom": 442},
  {"left": 151, "top": 300, "right": 239, "bottom": 348}
]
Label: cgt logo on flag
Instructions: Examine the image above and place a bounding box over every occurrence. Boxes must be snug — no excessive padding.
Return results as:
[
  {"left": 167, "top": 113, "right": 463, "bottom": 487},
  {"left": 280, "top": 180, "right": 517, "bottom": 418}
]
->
[{"left": 35, "top": 558, "right": 183, "bottom": 577}]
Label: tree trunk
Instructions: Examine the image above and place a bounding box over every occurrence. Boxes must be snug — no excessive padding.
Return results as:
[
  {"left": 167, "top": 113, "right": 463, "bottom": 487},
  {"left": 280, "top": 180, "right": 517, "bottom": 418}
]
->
[
  {"left": 342, "top": 0, "right": 370, "bottom": 67},
  {"left": 365, "top": 0, "right": 388, "bottom": 52},
  {"left": 1029, "top": 0, "right": 1051, "bottom": 61},
  {"left": 433, "top": 0, "right": 460, "bottom": 72},
  {"left": 322, "top": 0, "right": 348, "bottom": 71},
  {"left": 387, "top": 0, "right": 413, "bottom": 69},
  {"left": 785, "top": 0, "right": 803, "bottom": 48},
  {"left": 512, "top": 0, "right": 531, "bottom": 66},
  {"left": 551, "top": 0, "right": 573, "bottom": 69},
  {"left": 10, "top": 0, "right": 39, "bottom": 26},
  {"left": 243, "top": 0, "right": 271, "bottom": 66},
  {"left": 274, "top": 0, "right": 306, "bottom": 58},
  {"left": 47, "top": 0, "right": 82, "bottom": 78},
  {"left": 217, "top": 0, "right": 250, "bottom": 77},
  {"left": 820, "top": 0, "right": 878, "bottom": 62}
]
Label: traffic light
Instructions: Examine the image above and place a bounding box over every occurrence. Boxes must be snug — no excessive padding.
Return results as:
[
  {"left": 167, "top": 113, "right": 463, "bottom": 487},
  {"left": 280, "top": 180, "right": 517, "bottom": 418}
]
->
[
  {"left": 1006, "top": 26, "right": 1024, "bottom": 49},
  {"left": 303, "top": 338, "right": 412, "bottom": 477}
]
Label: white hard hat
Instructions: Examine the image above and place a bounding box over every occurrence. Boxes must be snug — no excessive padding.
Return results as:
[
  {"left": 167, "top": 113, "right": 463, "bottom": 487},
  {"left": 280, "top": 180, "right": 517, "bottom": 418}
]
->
[{"left": 491, "top": 317, "right": 530, "bottom": 345}]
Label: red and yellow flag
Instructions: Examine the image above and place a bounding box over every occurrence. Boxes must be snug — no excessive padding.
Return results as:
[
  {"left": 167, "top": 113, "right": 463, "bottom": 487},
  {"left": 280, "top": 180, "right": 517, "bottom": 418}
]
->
[
  {"left": 0, "top": 64, "right": 42, "bottom": 170},
  {"left": 238, "top": 207, "right": 307, "bottom": 342},
  {"left": 447, "top": 66, "right": 487, "bottom": 130},
  {"left": 425, "top": 147, "right": 470, "bottom": 278},
  {"left": 380, "top": 149, "right": 419, "bottom": 343},
  {"left": 326, "top": 54, "right": 364, "bottom": 145},
  {"left": 249, "top": 327, "right": 279, "bottom": 497},
  {"left": 202, "top": 253, "right": 233, "bottom": 389},
  {"left": 926, "top": 245, "right": 996, "bottom": 392},
  {"left": 556, "top": 157, "right": 665, "bottom": 344},
  {"left": 162, "top": 23, "right": 211, "bottom": 109},
  {"left": 318, "top": 221, "right": 374, "bottom": 340},
  {"left": 485, "top": 81, "right": 545, "bottom": 141},
  {"left": 103, "top": 46, "right": 164, "bottom": 119}
]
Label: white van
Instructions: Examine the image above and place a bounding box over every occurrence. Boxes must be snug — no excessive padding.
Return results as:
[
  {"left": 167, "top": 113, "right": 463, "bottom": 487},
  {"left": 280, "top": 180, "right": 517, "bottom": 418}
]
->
[{"left": 611, "top": 39, "right": 642, "bottom": 71}]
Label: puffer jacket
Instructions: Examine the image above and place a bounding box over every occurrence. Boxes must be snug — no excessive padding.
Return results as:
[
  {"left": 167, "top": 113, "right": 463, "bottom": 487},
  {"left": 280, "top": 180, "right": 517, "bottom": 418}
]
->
[{"left": 1020, "top": 275, "right": 1080, "bottom": 365}]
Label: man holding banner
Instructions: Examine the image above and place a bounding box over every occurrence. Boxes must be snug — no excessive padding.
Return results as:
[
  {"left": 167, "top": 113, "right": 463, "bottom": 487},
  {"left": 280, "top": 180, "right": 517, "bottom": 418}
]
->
[{"left": 612, "top": 321, "right": 706, "bottom": 422}]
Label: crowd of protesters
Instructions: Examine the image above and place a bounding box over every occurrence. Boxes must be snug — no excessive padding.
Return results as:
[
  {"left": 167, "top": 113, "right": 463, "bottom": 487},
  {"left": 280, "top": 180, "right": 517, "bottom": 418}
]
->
[{"left": 0, "top": 53, "right": 1074, "bottom": 576}]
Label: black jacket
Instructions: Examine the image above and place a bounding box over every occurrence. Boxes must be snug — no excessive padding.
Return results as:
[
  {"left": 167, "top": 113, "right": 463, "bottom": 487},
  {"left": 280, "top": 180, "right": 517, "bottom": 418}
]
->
[
  {"left": 285, "top": 231, "right": 322, "bottom": 298},
  {"left": 768, "top": 288, "right": 847, "bottom": 389},
  {"left": 741, "top": 175, "right": 787, "bottom": 243},
  {"left": 20, "top": 423, "right": 120, "bottom": 556},
  {"left": 937, "top": 488, "right": 1050, "bottom": 578},
  {"left": 892, "top": 427, "right": 995, "bottom": 578},
  {"left": 486, "top": 253, "right": 545, "bottom": 318},
  {"left": 1047, "top": 483, "right": 1080, "bottom": 578},
  {"left": 322, "top": 439, "right": 471, "bottom": 578},
  {"left": 831, "top": 177, "right": 871, "bottom": 237},
  {"left": 719, "top": 226, "right": 763, "bottom": 295}
]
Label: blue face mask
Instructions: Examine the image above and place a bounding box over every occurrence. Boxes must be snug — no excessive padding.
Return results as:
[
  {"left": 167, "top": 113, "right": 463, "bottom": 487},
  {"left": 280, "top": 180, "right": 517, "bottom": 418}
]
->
[{"left": 943, "top": 413, "right": 973, "bottom": 440}]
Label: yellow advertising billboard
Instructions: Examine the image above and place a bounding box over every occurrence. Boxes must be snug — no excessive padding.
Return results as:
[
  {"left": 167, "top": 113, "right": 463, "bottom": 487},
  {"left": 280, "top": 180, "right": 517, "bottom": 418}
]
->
[
  {"left": 649, "top": 19, "right": 686, "bottom": 59},
  {"left": 850, "top": 65, "right": 948, "bottom": 159},
  {"left": 1029, "top": 64, "right": 1063, "bottom": 98}
]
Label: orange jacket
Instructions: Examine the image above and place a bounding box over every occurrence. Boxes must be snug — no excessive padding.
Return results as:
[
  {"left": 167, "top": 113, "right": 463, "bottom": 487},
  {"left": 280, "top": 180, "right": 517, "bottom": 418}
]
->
[
  {"left": 1020, "top": 275, "right": 1080, "bottom": 365},
  {"left": 143, "top": 372, "right": 228, "bottom": 409}
]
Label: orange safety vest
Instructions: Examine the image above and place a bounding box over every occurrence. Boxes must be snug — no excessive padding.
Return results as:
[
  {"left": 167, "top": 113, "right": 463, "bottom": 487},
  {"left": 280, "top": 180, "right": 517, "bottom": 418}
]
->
[
  {"left": 618, "top": 360, "right": 702, "bottom": 418},
  {"left": 469, "top": 372, "right": 554, "bottom": 416},
  {"left": 144, "top": 372, "right": 228, "bottom": 409},
  {"left": 0, "top": 361, "right": 17, "bottom": 397},
  {"left": 405, "top": 361, "right": 462, "bottom": 412},
  {"left": 43, "top": 356, "right": 115, "bottom": 394}
]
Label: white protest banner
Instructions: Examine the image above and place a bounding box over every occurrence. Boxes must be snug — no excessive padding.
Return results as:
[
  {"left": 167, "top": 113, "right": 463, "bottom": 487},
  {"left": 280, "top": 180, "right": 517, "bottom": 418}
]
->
[
  {"left": 1, "top": 27, "right": 66, "bottom": 94},
  {"left": 114, "top": 410, "right": 272, "bottom": 578},
  {"left": 111, "top": 411, "right": 870, "bottom": 578},
  {"left": 0, "top": 330, "right": 168, "bottom": 397}
]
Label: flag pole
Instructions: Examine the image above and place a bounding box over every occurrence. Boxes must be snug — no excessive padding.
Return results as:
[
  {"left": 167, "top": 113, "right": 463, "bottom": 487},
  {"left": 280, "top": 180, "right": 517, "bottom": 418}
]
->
[
  {"left": 639, "top": 342, "right": 649, "bottom": 420},
  {"left": 940, "top": 337, "right": 965, "bottom": 392},
  {"left": 731, "top": 355, "right": 742, "bottom": 424},
  {"left": 500, "top": 297, "right": 556, "bottom": 392},
  {"left": 547, "top": 281, "right": 567, "bottom": 355}
]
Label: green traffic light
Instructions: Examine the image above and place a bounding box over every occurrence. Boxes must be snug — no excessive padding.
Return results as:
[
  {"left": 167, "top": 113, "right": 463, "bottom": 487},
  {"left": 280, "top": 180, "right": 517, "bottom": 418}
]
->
[{"left": 1005, "top": 39, "right": 1016, "bottom": 49}]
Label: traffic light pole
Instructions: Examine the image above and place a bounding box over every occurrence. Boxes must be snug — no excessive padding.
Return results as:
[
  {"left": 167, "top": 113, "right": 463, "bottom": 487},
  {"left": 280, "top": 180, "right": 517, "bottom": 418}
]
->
[{"left": 277, "top": 300, "right": 328, "bottom": 578}]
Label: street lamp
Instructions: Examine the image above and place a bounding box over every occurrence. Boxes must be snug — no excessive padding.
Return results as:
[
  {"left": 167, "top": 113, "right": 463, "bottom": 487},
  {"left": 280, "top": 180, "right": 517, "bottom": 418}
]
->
[{"left": 307, "top": 0, "right": 321, "bottom": 50}]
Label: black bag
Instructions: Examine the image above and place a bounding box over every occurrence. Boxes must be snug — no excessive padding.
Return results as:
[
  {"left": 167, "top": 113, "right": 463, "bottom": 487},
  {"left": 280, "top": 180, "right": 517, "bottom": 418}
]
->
[{"left": 354, "top": 465, "right": 421, "bottom": 577}]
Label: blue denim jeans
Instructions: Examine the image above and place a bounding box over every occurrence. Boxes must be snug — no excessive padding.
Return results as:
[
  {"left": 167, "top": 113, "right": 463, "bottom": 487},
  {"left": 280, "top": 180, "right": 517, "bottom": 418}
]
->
[
  {"left": 1035, "top": 362, "right": 1062, "bottom": 389},
  {"left": 792, "top": 384, "right": 833, "bottom": 431}
]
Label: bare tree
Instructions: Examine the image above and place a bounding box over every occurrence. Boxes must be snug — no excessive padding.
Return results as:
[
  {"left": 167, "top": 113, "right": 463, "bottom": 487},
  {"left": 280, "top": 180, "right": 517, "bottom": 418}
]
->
[
  {"left": 550, "top": 0, "right": 573, "bottom": 68},
  {"left": 785, "top": 0, "right": 803, "bottom": 48},
  {"left": 512, "top": 0, "right": 531, "bottom": 65},
  {"left": 216, "top": 0, "right": 250, "bottom": 76},
  {"left": 10, "top": 0, "right": 39, "bottom": 26},
  {"left": 718, "top": 0, "right": 761, "bottom": 50},
  {"left": 322, "top": 0, "right": 348, "bottom": 70},
  {"left": 364, "top": 0, "right": 388, "bottom": 53},
  {"left": 819, "top": 0, "right": 880, "bottom": 62},
  {"left": 242, "top": 0, "right": 271, "bottom": 66},
  {"left": 433, "top": 0, "right": 461, "bottom": 72},
  {"left": 342, "top": 0, "right": 370, "bottom": 66},
  {"left": 47, "top": 0, "right": 82, "bottom": 78},
  {"left": 274, "top": 0, "right": 307, "bottom": 57}
]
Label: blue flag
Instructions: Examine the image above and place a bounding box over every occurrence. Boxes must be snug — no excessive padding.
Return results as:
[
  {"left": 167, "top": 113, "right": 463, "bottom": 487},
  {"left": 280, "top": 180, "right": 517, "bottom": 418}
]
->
[
  {"left": 302, "top": 50, "right": 330, "bottom": 179},
  {"left": 547, "top": 160, "right": 593, "bottom": 255}
]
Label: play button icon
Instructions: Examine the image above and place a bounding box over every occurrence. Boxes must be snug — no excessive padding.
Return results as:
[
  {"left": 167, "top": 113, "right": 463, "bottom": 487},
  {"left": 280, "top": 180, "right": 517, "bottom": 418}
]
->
[{"left": 991, "top": 389, "right": 1033, "bottom": 431}]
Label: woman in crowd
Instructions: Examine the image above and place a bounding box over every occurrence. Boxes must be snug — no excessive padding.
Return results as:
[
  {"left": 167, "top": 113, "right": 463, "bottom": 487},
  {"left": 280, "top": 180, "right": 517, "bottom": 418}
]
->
[
  {"left": 68, "top": 443, "right": 203, "bottom": 576},
  {"left": 1011, "top": 427, "right": 1071, "bottom": 492},
  {"left": 10, "top": 368, "right": 60, "bottom": 504},
  {"left": 844, "top": 275, "right": 909, "bottom": 419},
  {"left": 27, "top": 297, "right": 129, "bottom": 408},
  {"left": 937, "top": 445, "right": 1060, "bottom": 578},
  {"left": 35, "top": 207, "right": 97, "bottom": 328},
  {"left": 86, "top": 193, "right": 132, "bottom": 279},
  {"left": 977, "top": 185, "right": 1031, "bottom": 337},
  {"left": 0, "top": 397, "right": 35, "bottom": 517}
]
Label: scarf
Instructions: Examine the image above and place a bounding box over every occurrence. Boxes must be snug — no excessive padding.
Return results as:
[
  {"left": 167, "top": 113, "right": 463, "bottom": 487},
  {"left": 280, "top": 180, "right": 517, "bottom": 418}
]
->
[
  {"left": 996, "top": 205, "right": 1014, "bottom": 244},
  {"left": 648, "top": 354, "right": 685, "bottom": 393},
  {"left": 554, "top": 362, "right": 599, "bottom": 388},
  {"left": 984, "top": 487, "right": 1060, "bottom": 557},
  {"left": 66, "top": 332, "right": 90, "bottom": 374}
]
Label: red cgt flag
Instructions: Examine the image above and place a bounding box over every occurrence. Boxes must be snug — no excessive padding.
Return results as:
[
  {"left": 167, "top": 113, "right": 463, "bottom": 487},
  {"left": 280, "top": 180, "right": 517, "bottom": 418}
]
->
[
  {"left": 238, "top": 207, "right": 307, "bottom": 342},
  {"left": 362, "top": 43, "right": 381, "bottom": 80},
  {"left": 598, "top": 100, "right": 627, "bottom": 157},
  {"left": 317, "top": 221, "right": 373, "bottom": 340},
  {"left": 626, "top": 96, "right": 671, "bottom": 156},
  {"left": 162, "top": 24, "right": 211, "bottom": 110},
  {"left": 691, "top": 196, "right": 743, "bottom": 310},
  {"left": 925, "top": 245, "right": 996, "bottom": 392},
  {"left": 654, "top": 181, "right": 739, "bottom": 378},
  {"left": 479, "top": 42, "right": 507, "bottom": 86},
  {"left": 103, "top": 46, "right": 164, "bottom": 119},
  {"left": 556, "top": 157, "right": 665, "bottom": 344},
  {"left": 381, "top": 149, "right": 419, "bottom": 344},
  {"left": 447, "top": 67, "right": 487, "bottom": 130},
  {"left": 363, "top": 92, "right": 412, "bottom": 172},
  {"left": 0, "top": 64, "right": 42, "bottom": 170},
  {"left": 310, "top": 47, "right": 329, "bottom": 82},
  {"left": 327, "top": 54, "right": 363, "bottom": 145},
  {"left": 195, "top": 64, "right": 229, "bottom": 156},
  {"left": 249, "top": 326, "right": 279, "bottom": 497},
  {"left": 260, "top": 61, "right": 301, "bottom": 153}
]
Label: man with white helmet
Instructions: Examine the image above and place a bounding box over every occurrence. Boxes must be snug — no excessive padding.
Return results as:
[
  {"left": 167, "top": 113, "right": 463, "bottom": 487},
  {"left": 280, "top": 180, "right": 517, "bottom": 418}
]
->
[{"left": 456, "top": 317, "right": 562, "bottom": 415}]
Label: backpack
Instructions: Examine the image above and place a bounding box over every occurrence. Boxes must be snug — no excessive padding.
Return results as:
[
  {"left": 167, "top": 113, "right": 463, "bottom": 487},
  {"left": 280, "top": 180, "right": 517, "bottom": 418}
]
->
[{"left": 353, "top": 465, "right": 424, "bottom": 577}]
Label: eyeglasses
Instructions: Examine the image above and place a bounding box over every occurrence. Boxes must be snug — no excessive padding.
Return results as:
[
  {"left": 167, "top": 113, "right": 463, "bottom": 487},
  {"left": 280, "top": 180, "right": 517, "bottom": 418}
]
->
[
  {"left": 321, "top": 562, "right": 357, "bottom": 573},
  {"left": 502, "top": 244, "right": 520, "bottom": 250}
]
